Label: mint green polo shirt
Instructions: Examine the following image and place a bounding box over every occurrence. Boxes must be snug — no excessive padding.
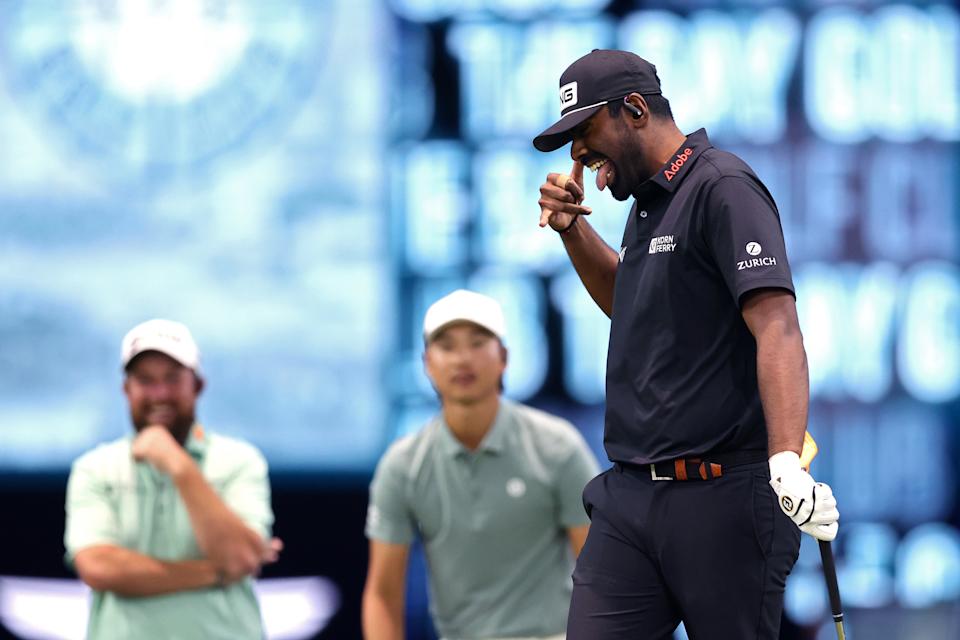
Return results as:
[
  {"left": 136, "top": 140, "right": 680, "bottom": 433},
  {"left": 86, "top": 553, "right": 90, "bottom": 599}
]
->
[
  {"left": 64, "top": 424, "right": 273, "bottom": 640},
  {"left": 366, "top": 400, "right": 600, "bottom": 640}
]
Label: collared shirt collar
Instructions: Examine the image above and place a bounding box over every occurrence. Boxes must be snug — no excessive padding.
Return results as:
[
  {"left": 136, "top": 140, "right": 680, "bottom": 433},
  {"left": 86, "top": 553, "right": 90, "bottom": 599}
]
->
[
  {"left": 437, "top": 401, "right": 509, "bottom": 458},
  {"left": 184, "top": 423, "right": 209, "bottom": 460},
  {"left": 635, "top": 128, "right": 712, "bottom": 197}
]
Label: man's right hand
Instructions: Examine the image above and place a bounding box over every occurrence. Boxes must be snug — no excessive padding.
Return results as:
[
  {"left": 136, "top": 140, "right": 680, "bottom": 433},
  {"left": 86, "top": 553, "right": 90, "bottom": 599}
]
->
[
  {"left": 539, "top": 160, "right": 592, "bottom": 231},
  {"left": 132, "top": 425, "right": 192, "bottom": 477},
  {"left": 217, "top": 536, "right": 284, "bottom": 584},
  {"left": 260, "top": 537, "right": 283, "bottom": 566}
]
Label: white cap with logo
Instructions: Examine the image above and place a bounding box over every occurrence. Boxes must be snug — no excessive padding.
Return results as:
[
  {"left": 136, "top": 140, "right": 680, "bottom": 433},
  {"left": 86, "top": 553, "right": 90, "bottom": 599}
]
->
[
  {"left": 121, "top": 319, "right": 201, "bottom": 372},
  {"left": 423, "top": 290, "right": 506, "bottom": 343}
]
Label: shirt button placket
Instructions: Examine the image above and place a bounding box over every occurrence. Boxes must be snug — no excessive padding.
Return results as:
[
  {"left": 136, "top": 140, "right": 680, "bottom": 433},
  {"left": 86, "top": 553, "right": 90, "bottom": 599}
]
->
[{"left": 467, "top": 456, "right": 483, "bottom": 529}]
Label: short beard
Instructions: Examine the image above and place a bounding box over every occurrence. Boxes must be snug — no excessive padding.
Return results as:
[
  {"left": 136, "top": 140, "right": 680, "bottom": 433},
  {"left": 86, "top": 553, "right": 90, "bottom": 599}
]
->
[
  {"left": 607, "top": 119, "right": 638, "bottom": 201},
  {"left": 609, "top": 180, "right": 632, "bottom": 201},
  {"left": 132, "top": 413, "right": 195, "bottom": 446}
]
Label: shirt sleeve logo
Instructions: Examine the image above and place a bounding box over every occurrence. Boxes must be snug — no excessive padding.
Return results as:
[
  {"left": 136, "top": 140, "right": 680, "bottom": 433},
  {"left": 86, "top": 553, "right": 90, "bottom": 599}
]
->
[
  {"left": 738, "top": 241, "right": 778, "bottom": 270},
  {"left": 559, "top": 82, "right": 578, "bottom": 111}
]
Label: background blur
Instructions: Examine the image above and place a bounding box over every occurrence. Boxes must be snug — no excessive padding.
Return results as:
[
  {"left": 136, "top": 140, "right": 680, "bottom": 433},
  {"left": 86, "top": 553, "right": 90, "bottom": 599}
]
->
[{"left": 0, "top": 0, "right": 958, "bottom": 638}]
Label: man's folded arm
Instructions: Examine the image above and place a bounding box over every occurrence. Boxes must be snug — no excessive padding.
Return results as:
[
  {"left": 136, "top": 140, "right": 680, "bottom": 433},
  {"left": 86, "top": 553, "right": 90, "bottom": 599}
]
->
[
  {"left": 171, "top": 446, "right": 276, "bottom": 580},
  {"left": 73, "top": 544, "right": 219, "bottom": 597}
]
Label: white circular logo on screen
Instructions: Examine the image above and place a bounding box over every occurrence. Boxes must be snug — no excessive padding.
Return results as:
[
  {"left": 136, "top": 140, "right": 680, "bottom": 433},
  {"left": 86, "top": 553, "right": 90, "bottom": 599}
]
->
[
  {"left": 746, "top": 242, "right": 762, "bottom": 256},
  {"left": 506, "top": 478, "right": 527, "bottom": 498}
]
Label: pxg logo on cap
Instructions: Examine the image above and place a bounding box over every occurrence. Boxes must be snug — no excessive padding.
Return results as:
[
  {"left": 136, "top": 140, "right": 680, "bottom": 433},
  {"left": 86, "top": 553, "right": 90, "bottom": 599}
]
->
[
  {"left": 560, "top": 81, "right": 578, "bottom": 110},
  {"left": 533, "top": 49, "right": 662, "bottom": 153}
]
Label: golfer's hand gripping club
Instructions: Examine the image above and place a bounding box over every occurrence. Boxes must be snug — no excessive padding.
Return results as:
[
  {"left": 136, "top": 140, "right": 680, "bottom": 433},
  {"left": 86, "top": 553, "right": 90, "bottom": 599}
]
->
[{"left": 769, "top": 446, "right": 840, "bottom": 542}]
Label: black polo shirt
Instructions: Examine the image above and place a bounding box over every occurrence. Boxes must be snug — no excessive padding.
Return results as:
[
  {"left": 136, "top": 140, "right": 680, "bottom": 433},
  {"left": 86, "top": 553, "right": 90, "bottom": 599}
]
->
[{"left": 605, "top": 129, "right": 794, "bottom": 465}]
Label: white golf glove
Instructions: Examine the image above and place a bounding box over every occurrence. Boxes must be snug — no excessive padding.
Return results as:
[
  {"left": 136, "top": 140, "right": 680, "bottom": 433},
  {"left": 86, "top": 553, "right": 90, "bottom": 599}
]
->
[{"left": 769, "top": 451, "right": 839, "bottom": 542}]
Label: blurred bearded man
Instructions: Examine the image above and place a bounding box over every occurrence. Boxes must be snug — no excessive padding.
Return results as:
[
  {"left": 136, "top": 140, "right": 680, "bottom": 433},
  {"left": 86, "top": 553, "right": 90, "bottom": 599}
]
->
[{"left": 64, "top": 319, "right": 280, "bottom": 640}]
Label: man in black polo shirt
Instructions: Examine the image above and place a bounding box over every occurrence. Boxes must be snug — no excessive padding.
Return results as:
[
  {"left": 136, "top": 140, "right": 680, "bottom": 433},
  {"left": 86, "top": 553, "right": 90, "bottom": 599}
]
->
[{"left": 532, "top": 49, "right": 841, "bottom": 639}]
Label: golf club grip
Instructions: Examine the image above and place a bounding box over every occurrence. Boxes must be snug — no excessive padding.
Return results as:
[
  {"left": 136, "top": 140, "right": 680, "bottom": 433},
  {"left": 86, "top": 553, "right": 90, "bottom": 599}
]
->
[{"left": 818, "top": 539, "right": 844, "bottom": 626}]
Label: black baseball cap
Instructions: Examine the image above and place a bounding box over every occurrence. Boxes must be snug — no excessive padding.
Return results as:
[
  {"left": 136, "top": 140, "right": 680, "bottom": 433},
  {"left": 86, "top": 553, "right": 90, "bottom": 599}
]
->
[{"left": 533, "top": 49, "right": 662, "bottom": 152}]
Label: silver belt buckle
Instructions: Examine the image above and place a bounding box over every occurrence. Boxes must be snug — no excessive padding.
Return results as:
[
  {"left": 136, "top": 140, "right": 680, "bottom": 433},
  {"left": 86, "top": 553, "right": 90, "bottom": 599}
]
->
[{"left": 650, "top": 463, "right": 674, "bottom": 481}]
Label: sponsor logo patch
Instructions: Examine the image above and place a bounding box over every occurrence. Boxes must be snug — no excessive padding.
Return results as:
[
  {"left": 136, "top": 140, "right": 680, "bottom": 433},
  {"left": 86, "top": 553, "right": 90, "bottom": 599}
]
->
[
  {"left": 506, "top": 478, "right": 527, "bottom": 498},
  {"left": 737, "top": 256, "right": 778, "bottom": 271},
  {"left": 746, "top": 241, "right": 762, "bottom": 256},
  {"left": 649, "top": 235, "right": 677, "bottom": 254},
  {"left": 664, "top": 148, "right": 693, "bottom": 181}
]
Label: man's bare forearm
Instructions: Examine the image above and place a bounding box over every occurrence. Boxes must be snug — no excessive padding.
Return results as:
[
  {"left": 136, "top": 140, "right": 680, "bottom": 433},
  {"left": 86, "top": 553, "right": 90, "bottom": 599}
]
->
[
  {"left": 742, "top": 290, "right": 809, "bottom": 456},
  {"left": 363, "top": 540, "right": 409, "bottom": 640},
  {"left": 171, "top": 462, "right": 265, "bottom": 576},
  {"left": 756, "top": 322, "right": 809, "bottom": 456},
  {"left": 362, "top": 590, "right": 405, "bottom": 640},
  {"left": 74, "top": 545, "right": 217, "bottom": 597},
  {"left": 560, "top": 217, "right": 619, "bottom": 317}
]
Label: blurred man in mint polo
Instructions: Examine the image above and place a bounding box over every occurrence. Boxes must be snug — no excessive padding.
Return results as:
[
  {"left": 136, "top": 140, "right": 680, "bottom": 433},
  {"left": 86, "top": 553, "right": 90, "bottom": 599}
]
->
[{"left": 65, "top": 319, "right": 281, "bottom": 639}]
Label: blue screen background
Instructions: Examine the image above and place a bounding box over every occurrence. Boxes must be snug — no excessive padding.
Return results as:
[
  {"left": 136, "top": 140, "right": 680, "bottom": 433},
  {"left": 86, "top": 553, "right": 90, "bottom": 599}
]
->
[{"left": 0, "top": 1, "right": 958, "bottom": 636}]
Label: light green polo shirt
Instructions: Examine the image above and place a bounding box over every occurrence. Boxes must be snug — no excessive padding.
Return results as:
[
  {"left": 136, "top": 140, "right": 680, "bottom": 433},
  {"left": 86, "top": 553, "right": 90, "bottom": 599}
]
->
[
  {"left": 366, "top": 400, "right": 600, "bottom": 640},
  {"left": 64, "top": 424, "right": 273, "bottom": 640}
]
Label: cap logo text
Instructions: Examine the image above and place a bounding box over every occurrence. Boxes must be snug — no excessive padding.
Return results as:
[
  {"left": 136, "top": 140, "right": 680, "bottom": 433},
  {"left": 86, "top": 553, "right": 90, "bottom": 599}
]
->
[
  {"left": 560, "top": 81, "right": 578, "bottom": 111},
  {"left": 664, "top": 148, "right": 693, "bottom": 181}
]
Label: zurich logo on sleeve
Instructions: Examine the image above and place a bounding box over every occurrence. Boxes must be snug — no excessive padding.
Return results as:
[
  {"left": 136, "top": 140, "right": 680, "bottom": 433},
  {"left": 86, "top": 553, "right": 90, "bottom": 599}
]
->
[{"left": 738, "top": 241, "right": 778, "bottom": 270}]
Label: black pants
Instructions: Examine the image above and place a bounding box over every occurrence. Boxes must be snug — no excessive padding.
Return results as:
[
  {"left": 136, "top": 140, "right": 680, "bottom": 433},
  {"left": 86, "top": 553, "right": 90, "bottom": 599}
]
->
[{"left": 567, "top": 461, "right": 800, "bottom": 640}]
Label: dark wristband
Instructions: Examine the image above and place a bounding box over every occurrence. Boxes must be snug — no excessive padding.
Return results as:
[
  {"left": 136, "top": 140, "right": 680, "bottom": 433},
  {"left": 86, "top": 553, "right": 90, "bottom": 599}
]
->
[{"left": 558, "top": 214, "right": 580, "bottom": 234}]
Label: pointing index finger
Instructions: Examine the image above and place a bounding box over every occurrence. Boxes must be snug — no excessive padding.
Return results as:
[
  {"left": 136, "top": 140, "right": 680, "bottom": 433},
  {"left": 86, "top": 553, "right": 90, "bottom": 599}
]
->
[
  {"left": 571, "top": 159, "right": 584, "bottom": 186},
  {"left": 567, "top": 160, "right": 585, "bottom": 202}
]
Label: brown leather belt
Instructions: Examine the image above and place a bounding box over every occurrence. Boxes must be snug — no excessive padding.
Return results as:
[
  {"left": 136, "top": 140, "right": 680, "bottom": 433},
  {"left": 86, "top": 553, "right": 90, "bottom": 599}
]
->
[{"left": 617, "top": 450, "right": 767, "bottom": 482}]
